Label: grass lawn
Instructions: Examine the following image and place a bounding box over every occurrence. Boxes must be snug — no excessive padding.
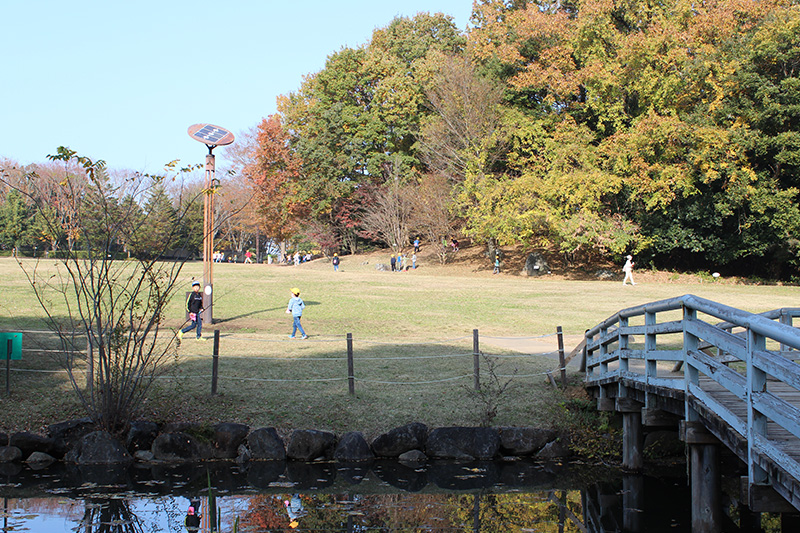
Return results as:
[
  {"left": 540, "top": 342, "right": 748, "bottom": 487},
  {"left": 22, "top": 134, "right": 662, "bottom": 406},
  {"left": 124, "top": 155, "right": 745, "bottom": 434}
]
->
[{"left": 1, "top": 250, "right": 799, "bottom": 439}]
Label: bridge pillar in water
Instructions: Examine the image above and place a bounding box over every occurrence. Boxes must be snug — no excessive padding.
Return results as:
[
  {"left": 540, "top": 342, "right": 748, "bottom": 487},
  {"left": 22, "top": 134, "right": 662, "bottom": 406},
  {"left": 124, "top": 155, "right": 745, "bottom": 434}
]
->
[
  {"left": 617, "top": 397, "right": 644, "bottom": 471},
  {"left": 681, "top": 421, "right": 722, "bottom": 533},
  {"left": 623, "top": 474, "right": 645, "bottom": 532}
]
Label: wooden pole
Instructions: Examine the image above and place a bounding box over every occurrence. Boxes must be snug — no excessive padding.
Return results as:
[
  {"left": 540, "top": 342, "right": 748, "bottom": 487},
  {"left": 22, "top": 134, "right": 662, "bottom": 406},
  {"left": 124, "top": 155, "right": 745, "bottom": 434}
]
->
[
  {"left": 211, "top": 329, "right": 220, "bottom": 395},
  {"left": 473, "top": 329, "right": 480, "bottom": 391},
  {"left": 347, "top": 333, "right": 355, "bottom": 395},
  {"left": 86, "top": 336, "right": 93, "bottom": 395},
  {"left": 5, "top": 339, "right": 10, "bottom": 397},
  {"left": 557, "top": 326, "right": 567, "bottom": 389}
]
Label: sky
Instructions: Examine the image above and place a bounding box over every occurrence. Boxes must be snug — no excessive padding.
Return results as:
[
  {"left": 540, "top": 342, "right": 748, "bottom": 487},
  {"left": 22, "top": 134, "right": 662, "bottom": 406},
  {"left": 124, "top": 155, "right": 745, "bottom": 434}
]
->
[{"left": 1, "top": 0, "right": 473, "bottom": 175}]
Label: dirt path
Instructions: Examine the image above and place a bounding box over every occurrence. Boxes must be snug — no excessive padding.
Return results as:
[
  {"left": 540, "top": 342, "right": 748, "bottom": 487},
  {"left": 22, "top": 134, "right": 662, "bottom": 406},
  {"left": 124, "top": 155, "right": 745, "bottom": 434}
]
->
[{"left": 479, "top": 333, "right": 585, "bottom": 369}]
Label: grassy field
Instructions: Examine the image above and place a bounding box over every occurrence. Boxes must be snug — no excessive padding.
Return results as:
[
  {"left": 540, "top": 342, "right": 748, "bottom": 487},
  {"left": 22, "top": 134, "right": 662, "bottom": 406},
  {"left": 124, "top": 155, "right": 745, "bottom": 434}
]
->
[{"left": 1, "top": 251, "right": 799, "bottom": 439}]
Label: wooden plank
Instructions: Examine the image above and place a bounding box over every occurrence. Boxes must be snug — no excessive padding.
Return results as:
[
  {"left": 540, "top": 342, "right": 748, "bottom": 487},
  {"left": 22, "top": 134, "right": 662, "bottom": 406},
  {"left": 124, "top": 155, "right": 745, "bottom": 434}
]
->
[
  {"left": 623, "top": 320, "right": 683, "bottom": 336},
  {"left": 687, "top": 349, "right": 746, "bottom": 399},
  {"left": 684, "top": 318, "right": 746, "bottom": 358},
  {"left": 752, "top": 391, "right": 800, "bottom": 442},
  {"left": 752, "top": 349, "right": 800, "bottom": 391},
  {"left": 688, "top": 381, "right": 747, "bottom": 437}
]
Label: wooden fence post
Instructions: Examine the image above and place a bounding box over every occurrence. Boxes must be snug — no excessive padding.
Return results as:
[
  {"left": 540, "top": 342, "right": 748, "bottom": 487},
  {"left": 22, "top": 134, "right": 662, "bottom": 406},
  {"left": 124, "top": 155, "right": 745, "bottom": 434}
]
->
[
  {"left": 86, "top": 336, "right": 93, "bottom": 395},
  {"left": 211, "top": 329, "right": 220, "bottom": 395},
  {"left": 473, "top": 329, "right": 480, "bottom": 391},
  {"left": 557, "top": 326, "right": 566, "bottom": 389},
  {"left": 5, "top": 339, "right": 11, "bottom": 397},
  {"left": 347, "top": 333, "right": 354, "bottom": 395}
]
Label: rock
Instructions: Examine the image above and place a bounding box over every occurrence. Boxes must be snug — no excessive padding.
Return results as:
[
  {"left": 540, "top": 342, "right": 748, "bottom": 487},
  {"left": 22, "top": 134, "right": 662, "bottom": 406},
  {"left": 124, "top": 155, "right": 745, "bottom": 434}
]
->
[
  {"left": 644, "top": 430, "right": 684, "bottom": 458},
  {"left": 286, "top": 430, "right": 336, "bottom": 461},
  {"left": 10, "top": 432, "right": 55, "bottom": 458},
  {"left": 334, "top": 432, "right": 373, "bottom": 462},
  {"left": 151, "top": 432, "right": 206, "bottom": 462},
  {"left": 398, "top": 450, "right": 427, "bottom": 464},
  {"left": 426, "top": 427, "right": 500, "bottom": 460},
  {"left": 25, "top": 451, "right": 56, "bottom": 467},
  {"left": 126, "top": 420, "right": 159, "bottom": 453},
  {"left": 0, "top": 446, "right": 22, "bottom": 463},
  {"left": 0, "top": 463, "right": 22, "bottom": 476},
  {"left": 596, "top": 269, "right": 616, "bottom": 280},
  {"left": 213, "top": 422, "right": 250, "bottom": 459},
  {"left": 371, "top": 423, "right": 428, "bottom": 457},
  {"left": 499, "top": 427, "right": 557, "bottom": 455},
  {"left": 0, "top": 432, "right": 8, "bottom": 445},
  {"left": 48, "top": 418, "right": 95, "bottom": 457},
  {"left": 535, "top": 439, "right": 571, "bottom": 459},
  {"left": 523, "top": 253, "right": 550, "bottom": 276},
  {"left": 134, "top": 450, "right": 155, "bottom": 462},
  {"left": 65, "top": 431, "right": 133, "bottom": 464},
  {"left": 247, "top": 428, "right": 286, "bottom": 461}
]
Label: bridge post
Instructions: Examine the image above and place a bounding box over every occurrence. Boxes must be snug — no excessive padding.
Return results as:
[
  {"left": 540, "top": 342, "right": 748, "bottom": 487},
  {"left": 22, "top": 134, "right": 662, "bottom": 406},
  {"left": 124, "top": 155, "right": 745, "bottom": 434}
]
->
[
  {"left": 617, "top": 397, "right": 643, "bottom": 471},
  {"left": 681, "top": 421, "right": 722, "bottom": 533}
]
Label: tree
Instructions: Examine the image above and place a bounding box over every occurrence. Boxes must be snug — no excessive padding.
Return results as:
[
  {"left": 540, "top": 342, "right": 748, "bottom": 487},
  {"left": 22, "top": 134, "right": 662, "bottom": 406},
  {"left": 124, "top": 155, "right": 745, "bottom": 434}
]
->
[
  {"left": 1, "top": 147, "right": 203, "bottom": 433},
  {"left": 0, "top": 189, "right": 32, "bottom": 250},
  {"left": 360, "top": 171, "right": 416, "bottom": 253},
  {"left": 411, "top": 173, "right": 461, "bottom": 264}
]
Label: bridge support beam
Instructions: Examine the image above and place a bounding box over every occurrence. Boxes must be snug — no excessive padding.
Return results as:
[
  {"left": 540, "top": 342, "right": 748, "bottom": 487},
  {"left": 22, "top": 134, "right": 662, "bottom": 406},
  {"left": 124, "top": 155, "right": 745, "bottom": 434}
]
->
[
  {"left": 681, "top": 421, "right": 722, "bottom": 533},
  {"left": 618, "top": 397, "right": 644, "bottom": 471},
  {"left": 623, "top": 474, "right": 644, "bottom": 532}
]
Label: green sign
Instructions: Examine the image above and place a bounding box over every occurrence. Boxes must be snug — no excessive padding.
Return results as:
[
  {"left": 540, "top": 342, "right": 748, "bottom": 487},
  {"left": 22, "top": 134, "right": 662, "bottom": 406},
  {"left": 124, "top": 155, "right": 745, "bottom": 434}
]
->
[{"left": 0, "top": 332, "right": 22, "bottom": 360}]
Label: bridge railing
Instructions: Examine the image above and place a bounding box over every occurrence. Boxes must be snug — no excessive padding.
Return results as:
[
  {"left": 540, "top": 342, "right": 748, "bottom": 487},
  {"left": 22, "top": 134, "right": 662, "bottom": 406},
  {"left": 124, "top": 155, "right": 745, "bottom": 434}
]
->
[{"left": 585, "top": 294, "right": 800, "bottom": 492}]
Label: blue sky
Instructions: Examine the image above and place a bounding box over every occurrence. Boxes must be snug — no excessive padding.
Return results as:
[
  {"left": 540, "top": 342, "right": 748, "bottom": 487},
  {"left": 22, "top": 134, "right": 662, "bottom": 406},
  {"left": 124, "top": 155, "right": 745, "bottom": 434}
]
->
[{"left": 1, "top": 1, "right": 473, "bottom": 174}]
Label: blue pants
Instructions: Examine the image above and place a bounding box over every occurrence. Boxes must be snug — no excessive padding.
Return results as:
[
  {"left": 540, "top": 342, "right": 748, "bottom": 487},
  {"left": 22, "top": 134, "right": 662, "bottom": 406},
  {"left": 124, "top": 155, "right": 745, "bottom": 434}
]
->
[
  {"left": 181, "top": 318, "right": 202, "bottom": 338},
  {"left": 291, "top": 316, "right": 306, "bottom": 337}
]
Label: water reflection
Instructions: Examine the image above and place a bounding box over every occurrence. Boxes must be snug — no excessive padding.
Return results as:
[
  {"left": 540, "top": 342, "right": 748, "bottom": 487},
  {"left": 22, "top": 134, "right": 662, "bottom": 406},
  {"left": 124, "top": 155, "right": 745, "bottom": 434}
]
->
[{"left": 0, "top": 461, "right": 699, "bottom": 532}]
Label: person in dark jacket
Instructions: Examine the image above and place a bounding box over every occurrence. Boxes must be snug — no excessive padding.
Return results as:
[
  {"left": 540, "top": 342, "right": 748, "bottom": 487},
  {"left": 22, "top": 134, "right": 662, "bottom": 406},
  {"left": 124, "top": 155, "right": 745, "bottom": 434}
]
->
[
  {"left": 184, "top": 504, "right": 200, "bottom": 531},
  {"left": 179, "top": 280, "right": 205, "bottom": 341}
]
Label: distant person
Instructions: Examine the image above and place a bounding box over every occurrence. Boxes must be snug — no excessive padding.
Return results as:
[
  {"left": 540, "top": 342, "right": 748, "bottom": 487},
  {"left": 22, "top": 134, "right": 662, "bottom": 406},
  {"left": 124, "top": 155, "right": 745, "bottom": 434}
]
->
[
  {"left": 244, "top": 250, "right": 253, "bottom": 263},
  {"left": 332, "top": 253, "right": 340, "bottom": 272},
  {"left": 451, "top": 238, "right": 459, "bottom": 252},
  {"left": 413, "top": 237, "right": 420, "bottom": 253},
  {"left": 622, "top": 255, "right": 636, "bottom": 285},
  {"left": 390, "top": 254, "right": 396, "bottom": 272},
  {"left": 184, "top": 505, "right": 200, "bottom": 532},
  {"left": 293, "top": 252, "right": 300, "bottom": 266},
  {"left": 412, "top": 253, "right": 417, "bottom": 269},
  {"left": 493, "top": 253, "right": 500, "bottom": 274},
  {"left": 286, "top": 287, "right": 308, "bottom": 339},
  {"left": 397, "top": 252, "right": 404, "bottom": 272},
  {"left": 178, "top": 281, "right": 204, "bottom": 341}
]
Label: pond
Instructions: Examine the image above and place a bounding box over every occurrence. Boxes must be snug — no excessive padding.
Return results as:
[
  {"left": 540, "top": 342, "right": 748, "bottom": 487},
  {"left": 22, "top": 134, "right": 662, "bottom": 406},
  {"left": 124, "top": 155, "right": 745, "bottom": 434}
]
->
[{"left": 0, "top": 459, "right": 697, "bottom": 532}]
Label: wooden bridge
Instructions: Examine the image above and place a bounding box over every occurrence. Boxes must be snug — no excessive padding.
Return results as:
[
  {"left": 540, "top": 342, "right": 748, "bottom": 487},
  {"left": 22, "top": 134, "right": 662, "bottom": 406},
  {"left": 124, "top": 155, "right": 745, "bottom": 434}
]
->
[{"left": 583, "top": 294, "right": 800, "bottom": 531}]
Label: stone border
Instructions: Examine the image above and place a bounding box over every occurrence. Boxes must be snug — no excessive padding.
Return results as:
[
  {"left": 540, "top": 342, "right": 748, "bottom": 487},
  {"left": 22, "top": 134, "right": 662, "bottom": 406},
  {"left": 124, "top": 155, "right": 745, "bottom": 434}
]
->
[{"left": 0, "top": 420, "right": 572, "bottom": 466}]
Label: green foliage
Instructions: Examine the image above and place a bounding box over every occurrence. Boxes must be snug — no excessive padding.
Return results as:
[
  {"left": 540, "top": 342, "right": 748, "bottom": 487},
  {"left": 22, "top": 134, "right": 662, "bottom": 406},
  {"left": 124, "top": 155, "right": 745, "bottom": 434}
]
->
[{"left": 557, "top": 396, "right": 621, "bottom": 460}]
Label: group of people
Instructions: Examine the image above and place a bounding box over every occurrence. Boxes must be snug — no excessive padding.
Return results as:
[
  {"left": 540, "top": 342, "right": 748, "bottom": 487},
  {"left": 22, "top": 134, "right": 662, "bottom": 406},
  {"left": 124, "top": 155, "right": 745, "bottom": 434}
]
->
[
  {"left": 179, "top": 281, "right": 309, "bottom": 342},
  {"left": 389, "top": 252, "right": 416, "bottom": 272}
]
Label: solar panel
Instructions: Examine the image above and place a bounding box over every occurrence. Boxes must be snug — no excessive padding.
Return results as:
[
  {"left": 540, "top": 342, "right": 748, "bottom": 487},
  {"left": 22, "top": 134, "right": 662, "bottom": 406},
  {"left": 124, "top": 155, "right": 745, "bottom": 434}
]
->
[{"left": 187, "top": 123, "right": 235, "bottom": 146}]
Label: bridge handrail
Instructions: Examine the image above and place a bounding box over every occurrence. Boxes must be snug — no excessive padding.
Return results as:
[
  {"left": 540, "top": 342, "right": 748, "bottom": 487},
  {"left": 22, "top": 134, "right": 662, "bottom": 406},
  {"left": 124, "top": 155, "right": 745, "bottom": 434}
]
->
[{"left": 584, "top": 294, "right": 800, "bottom": 508}]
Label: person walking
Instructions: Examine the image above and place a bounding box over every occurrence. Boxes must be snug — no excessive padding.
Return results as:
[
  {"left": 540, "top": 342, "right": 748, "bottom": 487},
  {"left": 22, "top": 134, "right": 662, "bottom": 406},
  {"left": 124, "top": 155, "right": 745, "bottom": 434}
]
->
[
  {"left": 332, "top": 253, "right": 340, "bottom": 272},
  {"left": 178, "top": 280, "right": 205, "bottom": 341},
  {"left": 622, "top": 255, "right": 636, "bottom": 285},
  {"left": 286, "top": 287, "right": 308, "bottom": 339},
  {"left": 413, "top": 237, "right": 420, "bottom": 253},
  {"left": 390, "top": 254, "right": 396, "bottom": 272},
  {"left": 244, "top": 250, "right": 253, "bottom": 264},
  {"left": 493, "top": 253, "right": 501, "bottom": 274},
  {"left": 411, "top": 253, "right": 417, "bottom": 269}
]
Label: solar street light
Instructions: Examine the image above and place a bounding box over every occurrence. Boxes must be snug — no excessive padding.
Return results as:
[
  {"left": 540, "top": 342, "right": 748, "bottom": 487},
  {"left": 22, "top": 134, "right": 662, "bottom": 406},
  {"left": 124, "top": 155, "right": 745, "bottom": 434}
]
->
[{"left": 188, "top": 123, "right": 235, "bottom": 324}]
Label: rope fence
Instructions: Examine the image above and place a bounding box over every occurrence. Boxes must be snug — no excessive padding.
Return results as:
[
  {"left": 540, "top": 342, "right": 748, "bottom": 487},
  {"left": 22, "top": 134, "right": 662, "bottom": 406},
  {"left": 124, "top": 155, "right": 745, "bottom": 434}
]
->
[{"left": 1, "top": 327, "right": 584, "bottom": 396}]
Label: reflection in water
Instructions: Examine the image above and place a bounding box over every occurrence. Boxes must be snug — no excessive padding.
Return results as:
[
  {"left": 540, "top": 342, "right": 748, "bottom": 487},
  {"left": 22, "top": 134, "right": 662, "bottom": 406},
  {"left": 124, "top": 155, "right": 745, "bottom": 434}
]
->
[
  {"left": 76, "top": 498, "right": 145, "bottom": 533},
  {"left": 0, "top": 462, "right": 722, "bottom": 532}
]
